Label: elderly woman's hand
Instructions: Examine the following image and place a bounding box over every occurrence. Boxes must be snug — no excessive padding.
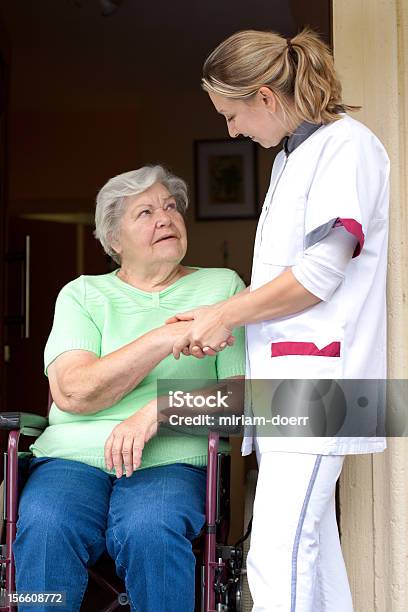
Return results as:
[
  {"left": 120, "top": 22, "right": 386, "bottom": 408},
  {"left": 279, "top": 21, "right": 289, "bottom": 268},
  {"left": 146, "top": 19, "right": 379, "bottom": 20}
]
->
[
  {"left": 104, "top": 401, "right": 158, "bottom": 478},
  {"left": 166, "top": 305, "right": 234, "bottom": 359}
]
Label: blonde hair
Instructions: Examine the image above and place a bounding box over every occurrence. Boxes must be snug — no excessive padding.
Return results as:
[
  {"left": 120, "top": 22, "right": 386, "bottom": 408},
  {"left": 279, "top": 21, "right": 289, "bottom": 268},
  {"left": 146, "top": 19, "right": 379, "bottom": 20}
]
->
[{"left": 202, "top": 28, "right": 360, "bottom": 126}]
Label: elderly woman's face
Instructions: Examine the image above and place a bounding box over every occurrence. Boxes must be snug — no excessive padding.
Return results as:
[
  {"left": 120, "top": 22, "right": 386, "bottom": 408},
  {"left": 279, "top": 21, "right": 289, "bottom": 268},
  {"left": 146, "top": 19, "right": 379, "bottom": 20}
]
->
[{"left": 114, "top": 182, "right": 187, "bottom": 269}]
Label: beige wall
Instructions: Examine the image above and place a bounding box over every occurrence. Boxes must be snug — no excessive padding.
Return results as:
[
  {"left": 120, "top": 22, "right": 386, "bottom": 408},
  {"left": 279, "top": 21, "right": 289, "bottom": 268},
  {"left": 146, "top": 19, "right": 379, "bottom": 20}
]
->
[{"left": 333, "top": 1, "right": 408, "bottom": 610}]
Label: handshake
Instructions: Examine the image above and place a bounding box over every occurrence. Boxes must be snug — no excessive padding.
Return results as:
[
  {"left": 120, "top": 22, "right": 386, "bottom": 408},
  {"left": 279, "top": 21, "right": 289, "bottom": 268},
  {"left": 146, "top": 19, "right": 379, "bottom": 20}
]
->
[{"left": 165, "top": 303, "right": 235, "bottom": 360}]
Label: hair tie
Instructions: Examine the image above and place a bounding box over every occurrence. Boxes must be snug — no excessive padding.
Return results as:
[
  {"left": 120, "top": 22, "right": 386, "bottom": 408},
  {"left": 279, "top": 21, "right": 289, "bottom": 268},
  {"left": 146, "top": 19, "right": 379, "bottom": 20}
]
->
[{"left": 287, "top": 38, "right": 293, "bottom": 51}]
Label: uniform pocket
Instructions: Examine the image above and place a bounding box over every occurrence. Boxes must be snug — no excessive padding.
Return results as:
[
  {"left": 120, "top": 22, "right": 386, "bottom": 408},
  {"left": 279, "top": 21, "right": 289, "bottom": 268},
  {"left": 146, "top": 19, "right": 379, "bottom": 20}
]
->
[{"left": 268, "top": 354, "right": 342, "bottom": 379}]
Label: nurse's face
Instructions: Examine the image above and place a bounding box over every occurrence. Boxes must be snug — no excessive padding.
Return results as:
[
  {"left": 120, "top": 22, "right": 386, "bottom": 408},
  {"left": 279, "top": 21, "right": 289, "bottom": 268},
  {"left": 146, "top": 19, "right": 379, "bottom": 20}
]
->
[{"left": 208, "top": 88, "right": 290, "bottom": 148}]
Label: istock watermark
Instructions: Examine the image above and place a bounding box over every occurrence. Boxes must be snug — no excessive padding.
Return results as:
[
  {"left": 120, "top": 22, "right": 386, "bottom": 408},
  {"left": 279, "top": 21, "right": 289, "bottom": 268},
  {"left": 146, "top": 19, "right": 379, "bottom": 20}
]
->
[{"left": 168, "top": 390, "right": 231, "bottom": 409}]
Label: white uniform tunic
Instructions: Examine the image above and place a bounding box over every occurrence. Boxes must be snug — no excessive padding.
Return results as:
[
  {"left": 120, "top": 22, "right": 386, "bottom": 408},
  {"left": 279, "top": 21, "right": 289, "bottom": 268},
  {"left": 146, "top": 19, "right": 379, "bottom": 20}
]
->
[{"left": 242, "top": 114, "right": 390, "bottom": 456}]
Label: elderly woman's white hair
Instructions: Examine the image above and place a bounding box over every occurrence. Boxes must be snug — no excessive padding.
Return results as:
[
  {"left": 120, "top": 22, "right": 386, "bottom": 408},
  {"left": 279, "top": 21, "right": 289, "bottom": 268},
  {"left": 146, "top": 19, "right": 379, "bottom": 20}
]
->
[{"left": 94, "top": 165, "right": 189, "bottom": 264}]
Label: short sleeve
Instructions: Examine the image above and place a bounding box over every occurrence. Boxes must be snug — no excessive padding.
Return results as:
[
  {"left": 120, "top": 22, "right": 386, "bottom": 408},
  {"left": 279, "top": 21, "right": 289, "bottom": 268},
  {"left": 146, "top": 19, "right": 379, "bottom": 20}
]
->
[
  {"left": 44, "top": 277, "right": 101, "bottom": 375},
  {"left": 305, "top": 136, "right": 364, "bottom": 258},
  {"left": 215, "top": 272, "right": 246, "bottom": 379}
]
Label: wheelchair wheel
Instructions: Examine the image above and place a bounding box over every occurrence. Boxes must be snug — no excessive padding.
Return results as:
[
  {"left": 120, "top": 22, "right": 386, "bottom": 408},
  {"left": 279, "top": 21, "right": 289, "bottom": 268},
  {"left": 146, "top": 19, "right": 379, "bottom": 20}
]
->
[{"left": 240, "top": 469, "right": 257, "bottom": 612}]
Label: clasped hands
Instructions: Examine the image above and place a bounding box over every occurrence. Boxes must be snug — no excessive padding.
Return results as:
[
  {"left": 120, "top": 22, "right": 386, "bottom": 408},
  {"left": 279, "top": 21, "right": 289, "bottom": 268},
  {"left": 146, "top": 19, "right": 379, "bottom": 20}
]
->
[{"left": 165, "top": 304, "right": 235, "bottom": 359}]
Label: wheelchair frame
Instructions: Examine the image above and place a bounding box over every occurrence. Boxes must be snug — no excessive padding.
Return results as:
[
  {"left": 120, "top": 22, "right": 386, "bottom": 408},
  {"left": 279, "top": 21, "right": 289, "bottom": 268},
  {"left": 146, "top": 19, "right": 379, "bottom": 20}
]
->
[{"left": 0, "top": 412, "right": 248, "bottom": 612}]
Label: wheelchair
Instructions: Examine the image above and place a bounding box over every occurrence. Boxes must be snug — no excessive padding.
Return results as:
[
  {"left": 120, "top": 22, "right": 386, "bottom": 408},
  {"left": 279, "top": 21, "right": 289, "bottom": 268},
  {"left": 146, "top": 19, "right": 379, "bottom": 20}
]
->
[{"left": 0, "top": 411, "right": 255, "bottom": 612}]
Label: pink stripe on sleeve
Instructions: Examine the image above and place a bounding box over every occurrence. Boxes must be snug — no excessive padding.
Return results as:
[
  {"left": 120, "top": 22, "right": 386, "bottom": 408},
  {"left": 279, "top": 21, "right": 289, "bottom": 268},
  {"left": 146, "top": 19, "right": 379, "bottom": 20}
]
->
[{"left": 336, "top": 218, "right": 365, "bottom": 257}]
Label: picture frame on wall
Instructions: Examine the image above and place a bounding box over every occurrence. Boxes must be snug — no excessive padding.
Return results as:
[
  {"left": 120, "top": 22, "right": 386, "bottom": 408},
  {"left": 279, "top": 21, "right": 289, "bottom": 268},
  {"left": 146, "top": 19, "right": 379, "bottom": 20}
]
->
[{"left": 194, "top": 138, "right": 258, "bottom": 220}]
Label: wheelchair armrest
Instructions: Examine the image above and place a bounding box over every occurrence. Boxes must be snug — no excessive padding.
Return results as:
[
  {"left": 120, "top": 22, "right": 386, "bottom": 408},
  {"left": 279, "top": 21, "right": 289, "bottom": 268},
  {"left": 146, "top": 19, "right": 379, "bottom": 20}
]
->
[{"left": 0, "top": 412, "right": 48, "bottom": 436}]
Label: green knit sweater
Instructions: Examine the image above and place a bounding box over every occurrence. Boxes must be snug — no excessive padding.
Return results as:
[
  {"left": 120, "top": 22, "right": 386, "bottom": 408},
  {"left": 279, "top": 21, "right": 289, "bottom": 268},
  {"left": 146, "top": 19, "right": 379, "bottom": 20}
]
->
[{"left": 30, "top": 268, "right": 246, "bottom": 473}]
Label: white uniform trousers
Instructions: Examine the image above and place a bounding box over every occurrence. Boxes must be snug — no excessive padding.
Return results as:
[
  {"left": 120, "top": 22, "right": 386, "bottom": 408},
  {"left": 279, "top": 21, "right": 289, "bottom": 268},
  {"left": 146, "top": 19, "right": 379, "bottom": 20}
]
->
[{"left": 247, "top": 450, "right": 353, "bottom": 612}]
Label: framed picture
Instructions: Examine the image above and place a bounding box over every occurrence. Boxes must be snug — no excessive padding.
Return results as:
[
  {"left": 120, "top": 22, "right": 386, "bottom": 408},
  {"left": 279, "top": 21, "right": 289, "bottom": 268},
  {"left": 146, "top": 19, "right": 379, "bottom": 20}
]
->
[{"left": 194, "top": 138, "right": 258, "bottom": 220}]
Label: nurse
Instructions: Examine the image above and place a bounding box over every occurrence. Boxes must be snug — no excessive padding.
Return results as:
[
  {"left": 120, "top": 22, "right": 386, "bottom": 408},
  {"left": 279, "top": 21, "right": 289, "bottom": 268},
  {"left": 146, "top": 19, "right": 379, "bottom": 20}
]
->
[{"left": 167, "top": 28, "right": 389, "bottom": 611}]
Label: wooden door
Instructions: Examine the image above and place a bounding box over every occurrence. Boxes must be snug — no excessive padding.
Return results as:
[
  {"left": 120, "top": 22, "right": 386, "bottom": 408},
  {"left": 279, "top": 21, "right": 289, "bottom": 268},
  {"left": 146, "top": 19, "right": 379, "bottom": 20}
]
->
[{"left": 4, "top": 216, "right": 78, "bottom": 416}]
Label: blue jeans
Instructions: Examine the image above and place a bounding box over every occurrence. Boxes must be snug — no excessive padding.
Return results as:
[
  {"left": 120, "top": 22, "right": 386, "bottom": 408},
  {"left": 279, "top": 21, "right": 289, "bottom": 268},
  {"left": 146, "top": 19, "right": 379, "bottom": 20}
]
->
[{"left": 14, "top": 457, "right": 206, "bottom": 612}]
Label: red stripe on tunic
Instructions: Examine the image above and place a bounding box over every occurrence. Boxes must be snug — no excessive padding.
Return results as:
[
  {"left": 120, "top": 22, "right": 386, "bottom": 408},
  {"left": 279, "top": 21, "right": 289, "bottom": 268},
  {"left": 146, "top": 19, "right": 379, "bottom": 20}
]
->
[{"left": 271, "top": 341, "right": 341, "bottom": 358}]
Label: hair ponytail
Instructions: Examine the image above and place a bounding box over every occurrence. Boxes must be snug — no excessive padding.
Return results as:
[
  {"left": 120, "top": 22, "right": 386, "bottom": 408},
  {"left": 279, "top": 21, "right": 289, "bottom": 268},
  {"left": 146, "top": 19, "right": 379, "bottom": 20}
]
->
[
  {"left": 288, "top": 29, "right": 360, "bottom": 123},
  {"left": 202, "top": 27, "right": 360, "bottom": 126}
]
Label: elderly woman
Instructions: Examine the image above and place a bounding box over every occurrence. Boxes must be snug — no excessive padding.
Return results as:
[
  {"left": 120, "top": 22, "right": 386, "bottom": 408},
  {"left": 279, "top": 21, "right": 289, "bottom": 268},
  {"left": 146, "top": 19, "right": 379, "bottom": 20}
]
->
[{"left": 13, "top": 165, "right": 245, "bottom": 612}]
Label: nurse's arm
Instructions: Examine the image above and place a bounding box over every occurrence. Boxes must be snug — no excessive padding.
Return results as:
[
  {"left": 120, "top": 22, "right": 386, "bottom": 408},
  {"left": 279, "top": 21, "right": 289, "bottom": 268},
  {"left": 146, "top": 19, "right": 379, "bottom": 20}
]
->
[
  {"left": 166, "top": 285, "right": 251, "bottom": 328},
  {"left": 168, "top": 270, "right": 318, "bottom": 330},
  {"left": 222, "top": 269, "right": 320, "bottom": 328}
]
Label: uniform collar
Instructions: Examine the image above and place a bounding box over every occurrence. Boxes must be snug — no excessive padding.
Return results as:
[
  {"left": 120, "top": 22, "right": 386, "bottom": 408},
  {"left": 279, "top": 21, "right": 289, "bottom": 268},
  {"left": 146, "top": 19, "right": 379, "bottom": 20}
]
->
[{"left": 283, "top": 121, "right": 323, "bottom": 156}]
